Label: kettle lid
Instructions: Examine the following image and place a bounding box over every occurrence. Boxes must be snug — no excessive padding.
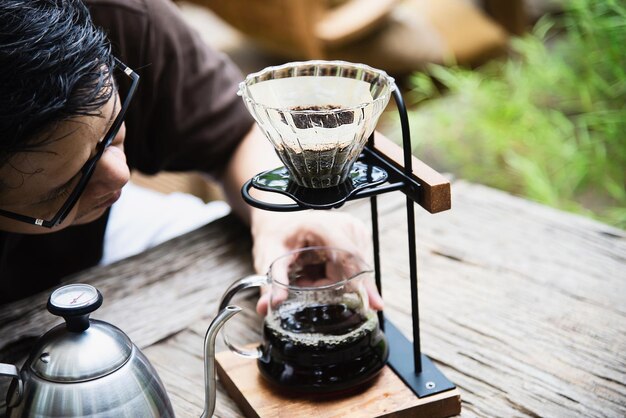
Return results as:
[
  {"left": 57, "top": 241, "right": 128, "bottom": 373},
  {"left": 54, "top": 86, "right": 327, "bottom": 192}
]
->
[{"left": 28, "top": 284, "right": 133, "bottom": 383}]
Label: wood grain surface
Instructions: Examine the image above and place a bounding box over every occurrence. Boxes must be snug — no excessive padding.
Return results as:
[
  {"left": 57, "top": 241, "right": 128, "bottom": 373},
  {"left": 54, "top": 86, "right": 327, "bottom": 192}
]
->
[
  {"left": 1, "top": 180, "right": 625, "bottom": 417},
  {"left": 215, "top": 349, "right": 461, "bottom": 418}
]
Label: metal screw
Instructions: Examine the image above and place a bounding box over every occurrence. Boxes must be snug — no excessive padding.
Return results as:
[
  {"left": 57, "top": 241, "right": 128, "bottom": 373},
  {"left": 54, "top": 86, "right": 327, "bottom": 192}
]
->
[{"left": 425, "top": 381, "right": 436, "bottom": 389}]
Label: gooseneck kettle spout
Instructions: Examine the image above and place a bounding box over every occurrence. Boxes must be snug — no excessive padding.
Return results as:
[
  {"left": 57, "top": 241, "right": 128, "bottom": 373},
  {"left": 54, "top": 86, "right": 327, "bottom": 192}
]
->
[{"left": 202, "top": 305, "right": 242, "bottom": 418}]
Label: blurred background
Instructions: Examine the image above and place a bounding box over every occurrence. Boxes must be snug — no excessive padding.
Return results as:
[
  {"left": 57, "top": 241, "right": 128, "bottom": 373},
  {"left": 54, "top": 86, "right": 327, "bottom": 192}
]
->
[{"left": 133, "top": 0, "right": 625, "bottom": 229}]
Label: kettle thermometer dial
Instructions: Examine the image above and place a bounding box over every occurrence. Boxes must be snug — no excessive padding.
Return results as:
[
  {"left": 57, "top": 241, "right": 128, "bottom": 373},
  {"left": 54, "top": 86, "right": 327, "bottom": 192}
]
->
[
  {"left": 50, "top": 284, "right": 100, "bottom": 309},
  {"left": 48, "top": 284, "right": 103, "bottom": 330}
]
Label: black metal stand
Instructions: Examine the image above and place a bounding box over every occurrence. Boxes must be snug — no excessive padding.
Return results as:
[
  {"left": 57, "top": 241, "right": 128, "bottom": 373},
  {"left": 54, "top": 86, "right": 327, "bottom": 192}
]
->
[{"left": 242, "top": 88, "right": 455, "bottom": 398}]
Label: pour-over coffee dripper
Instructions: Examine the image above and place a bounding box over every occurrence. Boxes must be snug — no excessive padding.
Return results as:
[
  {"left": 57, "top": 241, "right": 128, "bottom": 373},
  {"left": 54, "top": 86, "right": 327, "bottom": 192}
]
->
[{"left": 238, "top": 61, "right": 394, "bottom": 189}]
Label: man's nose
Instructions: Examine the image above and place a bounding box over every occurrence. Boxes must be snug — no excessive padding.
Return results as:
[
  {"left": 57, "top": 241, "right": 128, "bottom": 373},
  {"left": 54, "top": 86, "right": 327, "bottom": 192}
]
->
[
  {"left": 89, "top": 143, "right": 130, "bottom": 195},
  {"left": 90, "top": 121, "right": 129, "bottom": 191}
]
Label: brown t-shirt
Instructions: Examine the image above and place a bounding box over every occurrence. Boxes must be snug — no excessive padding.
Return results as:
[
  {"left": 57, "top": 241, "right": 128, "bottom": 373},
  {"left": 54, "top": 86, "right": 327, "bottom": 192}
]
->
[{"left": 0, "top": 0, "right": 254, "bottom": 303}]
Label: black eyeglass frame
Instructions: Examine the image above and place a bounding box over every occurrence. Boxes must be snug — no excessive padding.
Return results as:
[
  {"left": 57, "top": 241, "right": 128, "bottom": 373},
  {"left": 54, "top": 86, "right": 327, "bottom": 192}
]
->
[{"left": 0, "top": 57, "right": 139, "bottom": 228}]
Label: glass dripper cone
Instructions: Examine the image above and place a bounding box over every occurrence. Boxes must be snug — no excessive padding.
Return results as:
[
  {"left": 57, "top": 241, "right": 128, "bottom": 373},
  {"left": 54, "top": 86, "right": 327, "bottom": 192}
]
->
[{"left": 239, "top": 61, "right": 395, "bottom": 188}]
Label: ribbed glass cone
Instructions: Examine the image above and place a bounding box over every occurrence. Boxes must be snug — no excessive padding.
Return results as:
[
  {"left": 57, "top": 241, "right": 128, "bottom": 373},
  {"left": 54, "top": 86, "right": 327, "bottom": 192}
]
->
[{"left": 239, "top": 61, "right": 395, "bottom": 188}]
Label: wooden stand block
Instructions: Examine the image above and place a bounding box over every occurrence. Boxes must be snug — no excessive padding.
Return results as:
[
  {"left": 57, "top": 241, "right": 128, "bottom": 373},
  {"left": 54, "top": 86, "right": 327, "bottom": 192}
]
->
[{"left": 216, "top": 349, "right": 461, "bottom": 418}]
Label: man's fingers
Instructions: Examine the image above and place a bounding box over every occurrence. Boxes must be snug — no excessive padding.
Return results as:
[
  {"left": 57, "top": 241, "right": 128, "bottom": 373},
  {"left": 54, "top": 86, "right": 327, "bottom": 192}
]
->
[
  {"left": 255, "top": 285, "right": 289, "bottom": 315},
  {"left": 365, "top": 278, "right": 384, "bottom": 311},
  {"left": 256, "top": 292, "right": 270, "bottom": 315}
]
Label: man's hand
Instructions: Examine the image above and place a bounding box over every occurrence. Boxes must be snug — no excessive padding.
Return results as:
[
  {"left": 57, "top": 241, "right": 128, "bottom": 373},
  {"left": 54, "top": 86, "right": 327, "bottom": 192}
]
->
[{"left": 250, "top": 210, "right": 384, "bottom": 315}]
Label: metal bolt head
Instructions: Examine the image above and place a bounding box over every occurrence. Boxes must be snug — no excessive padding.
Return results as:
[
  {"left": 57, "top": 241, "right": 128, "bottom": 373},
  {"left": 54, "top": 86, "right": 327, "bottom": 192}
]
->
[{"left": 425, "top": 381, "right": 436, "bottom": 389}]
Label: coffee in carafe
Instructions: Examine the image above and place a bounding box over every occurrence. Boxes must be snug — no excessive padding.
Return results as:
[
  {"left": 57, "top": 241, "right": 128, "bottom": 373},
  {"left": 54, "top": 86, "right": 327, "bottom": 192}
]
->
[{"left": 259, "top": 302, "right": 388, "bottom": 393}]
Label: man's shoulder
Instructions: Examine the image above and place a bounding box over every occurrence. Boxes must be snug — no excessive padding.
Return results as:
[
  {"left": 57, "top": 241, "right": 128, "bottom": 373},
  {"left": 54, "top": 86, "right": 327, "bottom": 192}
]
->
[
  {"left": 84, "top": 0, "right": 147, "bottom": 15},
  {"left": 84, "top": 0, "right": 151, "bottom": 62},
  {"left": 85, "top": 0, "right": 186, "bottom": 34}
]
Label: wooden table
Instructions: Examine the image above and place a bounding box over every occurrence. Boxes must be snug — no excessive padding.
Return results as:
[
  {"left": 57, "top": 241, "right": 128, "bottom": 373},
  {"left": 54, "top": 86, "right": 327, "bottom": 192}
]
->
[{"left": 1, "top": 180, "right": 625, "bottom": 417}]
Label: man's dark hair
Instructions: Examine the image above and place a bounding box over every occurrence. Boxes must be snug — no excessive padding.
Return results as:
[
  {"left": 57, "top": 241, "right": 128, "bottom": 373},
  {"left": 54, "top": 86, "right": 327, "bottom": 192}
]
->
[{"left": 0, "top": 0, "right": 115, "bottom": 167}]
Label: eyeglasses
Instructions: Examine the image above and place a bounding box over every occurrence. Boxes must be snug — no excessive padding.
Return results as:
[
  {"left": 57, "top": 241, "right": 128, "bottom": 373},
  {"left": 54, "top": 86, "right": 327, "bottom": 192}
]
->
[{"left": 0, "top": 57, "right": 139, "bottom": 228}]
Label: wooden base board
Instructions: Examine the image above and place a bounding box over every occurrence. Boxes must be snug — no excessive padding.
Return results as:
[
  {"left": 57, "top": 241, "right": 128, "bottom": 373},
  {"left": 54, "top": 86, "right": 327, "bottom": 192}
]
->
[{"left": 216, "top": 349, "right": 461, "bottom": 418}]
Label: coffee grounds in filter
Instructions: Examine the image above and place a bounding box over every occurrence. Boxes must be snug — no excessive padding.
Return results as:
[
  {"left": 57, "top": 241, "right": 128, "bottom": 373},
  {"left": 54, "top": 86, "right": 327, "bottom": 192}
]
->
[
  {"left": 274, "top": 105, "right": 361, "bottom": 187},
  {"left": 275, "top": 143, "right": 359, "bottom": 188},
  {"left": 282, "top": 105, "right": 355, "bottom": 129}
]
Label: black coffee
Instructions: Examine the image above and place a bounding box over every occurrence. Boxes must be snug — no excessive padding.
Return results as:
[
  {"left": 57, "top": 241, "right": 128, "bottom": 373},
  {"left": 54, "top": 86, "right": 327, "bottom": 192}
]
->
[{"left": 257, "top": 303, "right": 388, "bottom": 393}]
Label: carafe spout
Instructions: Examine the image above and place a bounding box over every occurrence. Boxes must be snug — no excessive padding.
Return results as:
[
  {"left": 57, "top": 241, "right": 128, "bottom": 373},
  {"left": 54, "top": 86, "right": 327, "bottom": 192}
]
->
[{"left": 201, "top": 305, "right": 241, "bottom": 418}]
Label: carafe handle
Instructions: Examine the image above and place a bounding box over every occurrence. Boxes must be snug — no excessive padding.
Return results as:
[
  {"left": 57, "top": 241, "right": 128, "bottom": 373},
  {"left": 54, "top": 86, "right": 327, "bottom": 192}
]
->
[{"left": 218, "top": 275, "right": 268, "bottom": 359}]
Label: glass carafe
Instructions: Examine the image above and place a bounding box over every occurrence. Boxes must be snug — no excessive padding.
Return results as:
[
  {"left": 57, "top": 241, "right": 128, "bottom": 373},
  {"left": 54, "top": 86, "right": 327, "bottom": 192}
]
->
[{"left": 219, "top": 246, "right": 388, "bottom": 393}]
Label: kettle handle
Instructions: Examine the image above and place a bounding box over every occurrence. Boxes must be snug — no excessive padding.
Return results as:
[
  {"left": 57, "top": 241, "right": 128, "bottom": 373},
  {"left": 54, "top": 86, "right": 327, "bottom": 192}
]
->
[
  {"left": 0, "top": 363, "right": 23, "bottom": 408},
  {"left": 218, "top": 275, "right": 268, "bottom": 359}
]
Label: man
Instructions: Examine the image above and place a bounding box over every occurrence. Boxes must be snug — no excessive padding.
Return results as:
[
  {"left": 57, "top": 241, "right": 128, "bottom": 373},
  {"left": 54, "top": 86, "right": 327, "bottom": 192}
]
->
[{"left": 0, "top": 0, "right": 382, "bottom": 311}]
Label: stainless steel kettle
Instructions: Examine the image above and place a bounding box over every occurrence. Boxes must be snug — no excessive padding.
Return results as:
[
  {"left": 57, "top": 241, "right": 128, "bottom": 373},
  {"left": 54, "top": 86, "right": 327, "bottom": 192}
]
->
[{"left": 0, "top": 284, "right": 240, "bottom": 418}]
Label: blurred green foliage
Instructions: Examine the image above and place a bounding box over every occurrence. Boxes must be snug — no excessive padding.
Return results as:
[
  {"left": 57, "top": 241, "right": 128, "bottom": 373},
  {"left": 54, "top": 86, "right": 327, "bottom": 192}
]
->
[{"left": 401, "top": 0, "right": 625, "bottom": 228}]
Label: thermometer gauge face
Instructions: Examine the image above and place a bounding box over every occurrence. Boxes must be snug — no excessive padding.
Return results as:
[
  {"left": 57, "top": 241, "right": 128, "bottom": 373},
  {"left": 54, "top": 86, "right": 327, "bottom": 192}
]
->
[{"left": 50, "top": 284, "right": 100, "bottom": 310}]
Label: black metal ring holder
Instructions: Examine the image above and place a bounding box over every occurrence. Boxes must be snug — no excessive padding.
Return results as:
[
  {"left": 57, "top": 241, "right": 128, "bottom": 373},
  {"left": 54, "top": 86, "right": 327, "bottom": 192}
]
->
[{"left": 242, "top": 88, "right": 455, "bottom": 398}]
